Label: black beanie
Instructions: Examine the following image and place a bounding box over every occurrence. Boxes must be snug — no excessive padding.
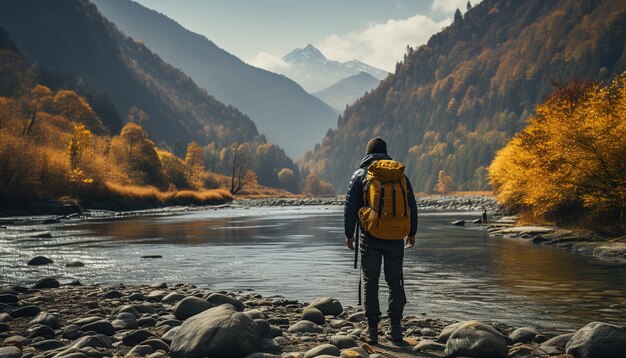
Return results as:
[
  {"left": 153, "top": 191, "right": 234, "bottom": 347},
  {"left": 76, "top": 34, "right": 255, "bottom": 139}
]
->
[{"left": 366, "top": 137, "right": 387, "bottom": 155}]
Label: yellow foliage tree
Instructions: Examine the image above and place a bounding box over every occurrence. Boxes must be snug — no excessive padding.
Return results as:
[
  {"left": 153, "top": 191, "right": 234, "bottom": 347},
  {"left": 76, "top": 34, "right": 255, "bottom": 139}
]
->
[
  {"left": 184, "top": 141, "right": 204, "bottom": 182},
  {"left": 489, "top": 75, "right": 626, "bottom": 225},
  {"left": 435, "top": 170, "right": 454, "bottom": 194}
]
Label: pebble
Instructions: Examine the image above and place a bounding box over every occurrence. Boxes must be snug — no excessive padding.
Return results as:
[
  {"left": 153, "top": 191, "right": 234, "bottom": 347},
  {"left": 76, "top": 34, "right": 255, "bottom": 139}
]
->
[
  {"left": 10, "top": 305, "right": 41, "bottom": 318},
  {"left": 303, "top": 344, "right": 340, "bottom": 358},
  {"left": 27, "top": 256, "right": 54, "bottom": 266}
]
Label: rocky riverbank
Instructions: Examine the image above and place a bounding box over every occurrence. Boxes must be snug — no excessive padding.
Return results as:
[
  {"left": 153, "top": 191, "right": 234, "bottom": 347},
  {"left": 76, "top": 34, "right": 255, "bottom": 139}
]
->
[
  {"left": 487, "top": 216, "right": 626, "bottom": 264},
  {"left": 1, "top": 281, "right": 624, "bottom": 358}
]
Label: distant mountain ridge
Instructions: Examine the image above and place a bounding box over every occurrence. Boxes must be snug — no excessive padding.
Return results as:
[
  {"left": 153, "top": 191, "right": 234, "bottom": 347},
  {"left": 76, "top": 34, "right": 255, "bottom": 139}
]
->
[
  {"left": 301, "top": 0, "right": 626, "bottom": 192},
  {"left": 281, "top": 44, "right": 389, "bottom": 92},
  {"left": 93, "top": 0, "right": 338, "bottom": 158},
  {"left": 313, "top": 71, "right": 381, "bottom": 112}
]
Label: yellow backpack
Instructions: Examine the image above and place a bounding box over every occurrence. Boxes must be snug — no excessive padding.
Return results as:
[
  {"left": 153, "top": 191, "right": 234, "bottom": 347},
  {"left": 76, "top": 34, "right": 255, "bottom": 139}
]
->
[{"left": 358, "top": 159, "right": 411, "bottom": 240}]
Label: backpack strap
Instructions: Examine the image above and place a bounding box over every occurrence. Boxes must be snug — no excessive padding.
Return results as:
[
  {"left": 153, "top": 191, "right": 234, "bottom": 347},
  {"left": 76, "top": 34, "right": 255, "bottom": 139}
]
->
[
  {"left": 400, "top": 179, "right": 408, "bottom": 217},
  {"left": 392, "top": 182, "right": 397, "bottom": 217},
  {"left": 378, "top": 181, "right": 385, "bottom": 218}
]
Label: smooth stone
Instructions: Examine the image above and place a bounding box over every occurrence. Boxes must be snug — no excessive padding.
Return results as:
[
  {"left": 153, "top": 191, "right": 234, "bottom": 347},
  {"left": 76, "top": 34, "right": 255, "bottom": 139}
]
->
[
  {"left": 62, "top": 325, "right": 81, "bottom": 340},
  {"left": 303, "top": 344, "right": 340, "bottom": 358},
  {"left": 566, "top": 322, "right": 626, "bottom": 358},
  {"left": 147, "top": 290, "right": 168, "bottom": 302},
  {"left": 244, "top": 310, "right": 266, "bottom": 320},
  {"left": 309, "top": 297, "right": 343, "bottom": 316},
  {"left": 205, "top": 293, "right": 245, "bottom": 312},
  {"left": 27, "top": 256, "right": 54, "bottom": 266},
  {"left": 141, "top": 255, "right": 163, "bottom": 259},
  {"left": 542, "top": 333, "right": 574, "bottom": 350},
  {"left": 129, "top": 293, "right": 145, "bottom": 301},
  {"left": 0, "top": 346, "right": 21, "bottom": 358},
  {"left": 254, "top": 319, "right": 271, "bottom": 338},
  {"left": 340, "top": 347, "right": 369, "bottom": 358},
  {"left": 146, "top": 351, "right": 169, "bottom": 358},
  {"left": 73, "top": 317, "right": 103, "bottom": 326},
  {"left": 509, "top": 326, "right": 545, "bottom": 344},
  {"left": 420, "top": 328, "right": 435, "bottom": 336},
  {"left": 71, "top": 334, "right": 112, "bottom": 349},
  {"left": 0, "top": 295, "right": 18, "bottom": 305},
  {"left": 3, "top": 335, "right": 28, "bottom": 347},
  {"left": 244, "top": 354, "right": 277, "bottom": 358},
  {"left": 103, "top": 291, "right": 123, "bottom": 299},
  {"left": 444, "top": 321, "right": 508, "bottom": 358},
  {"left": 451, "top": 220, "right": 465, "bottom": 226},
  {"left": 30, "top": 312, "right": 61, "bottom": 329},
  {"left": 10, "top": 305, "right": 41, "bottom": 318},
  {"left": 32, "top": 278, "right": 60, "bottom": 289},
  {"left": 330, "top": 335, "right": 357, "bottom": 349},
  {"left": 141, "top": 338, "right": 170, "bottom": 352},
  {"left": 26, "top": 324, "right": 55, "bottom": 338},
  {"left": 170, "top": 304, "right": 263, "bottom": 358},
  {"left": 302, "top": 306, "right": 325, "bottom": 325},
  {"left": 157, "top": 319, "right": 182, "bottom": 328},
  {"left": 329, "top": 319, "right": 351, "bottom": 329},
  {"left": 122, "top": 329, "right": 157, "bottom": 346},
  {"left": 116, "top": 305, "right": 141, "bottom": 317},
  {"left": 138, "top": 317, "right": 157, "bottom": 327},
  {"left": 65, "top": 261, "right": 85, "bottom": 268},
  {"left": 287, "top": 320, "right": 324, "bottom": 334},
  {"left": 127, "top": 345, "right": 154, "bottom": 357},
  {"left": 346, "top": 312, "right": 365, "bottom": 323},
  {"left": 31, "top": 339, "right": 65, "bottom": 350},
  {"left": 55, "top": 353, "right": 87, "bottom": 358},
  {"left": 161, "top": 292, "right": 185, "bottom": 304},
  {"left": 150, "top": 282, "right": 167, "bottom": 289},
  {"left": 173, "top": 297, "right": 214, "bottom": 320},
  {"left": 0, "top": 322, "right": 8, "bottom": 333},
  {"left": 81, "top": 320, "right": 114, "bottom": 336}
]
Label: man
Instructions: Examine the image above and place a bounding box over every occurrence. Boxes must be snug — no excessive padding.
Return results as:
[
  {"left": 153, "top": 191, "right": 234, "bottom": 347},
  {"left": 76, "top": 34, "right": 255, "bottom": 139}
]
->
[{"left": 344, "top": 137, "right": 418, "bottom": 344}]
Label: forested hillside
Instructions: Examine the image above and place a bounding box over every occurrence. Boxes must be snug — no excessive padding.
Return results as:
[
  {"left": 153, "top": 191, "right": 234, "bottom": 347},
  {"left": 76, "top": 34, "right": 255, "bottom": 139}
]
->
[
  {"left": 0, "top": 0, "right": 300, "bottom": 191},
  {"left": 301, "top": 0, "right": 626, "bottom": 193}
]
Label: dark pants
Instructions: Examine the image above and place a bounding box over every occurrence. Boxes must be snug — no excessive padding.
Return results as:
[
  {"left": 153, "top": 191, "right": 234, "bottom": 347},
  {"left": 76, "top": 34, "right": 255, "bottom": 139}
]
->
[{"left": 361, "top": 235, "right": 406, "bottom": 323}]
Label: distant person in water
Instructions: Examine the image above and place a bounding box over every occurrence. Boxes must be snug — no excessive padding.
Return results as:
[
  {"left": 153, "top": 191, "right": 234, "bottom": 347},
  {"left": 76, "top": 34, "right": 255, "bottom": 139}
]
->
[
  {"left": 482, "top": 208, "right": 488, "bottom": 224},
  {"left": 344, "top": 137, "right": 418, "bottom": 344}
]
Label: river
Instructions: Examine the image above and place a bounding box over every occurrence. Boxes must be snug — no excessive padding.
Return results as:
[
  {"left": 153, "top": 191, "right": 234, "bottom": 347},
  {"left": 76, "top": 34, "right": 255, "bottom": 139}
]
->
[{"left": 1, "top": 206, "right": 625, "bottom": 334}]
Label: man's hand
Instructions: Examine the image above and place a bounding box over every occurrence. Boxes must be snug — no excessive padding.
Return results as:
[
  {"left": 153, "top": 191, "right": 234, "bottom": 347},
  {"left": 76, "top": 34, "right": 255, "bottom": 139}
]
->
[
  {"left": 405, "top": 235, "right": 416, "bottom": 249},
  {"left": 346, "top": 236, "right": 355, "bottom": 250}
]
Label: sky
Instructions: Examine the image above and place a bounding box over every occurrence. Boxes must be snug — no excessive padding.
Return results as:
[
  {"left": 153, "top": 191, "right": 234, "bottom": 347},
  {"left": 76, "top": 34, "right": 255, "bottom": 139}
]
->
[{"left": 133, "top": 0, "right": 479, "bottom": 72}]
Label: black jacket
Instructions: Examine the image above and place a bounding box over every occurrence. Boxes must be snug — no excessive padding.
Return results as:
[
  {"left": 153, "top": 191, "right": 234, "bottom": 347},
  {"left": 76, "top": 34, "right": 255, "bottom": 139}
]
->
[{"left": 344, "top": 153, "right": 418, "bottom": 239}]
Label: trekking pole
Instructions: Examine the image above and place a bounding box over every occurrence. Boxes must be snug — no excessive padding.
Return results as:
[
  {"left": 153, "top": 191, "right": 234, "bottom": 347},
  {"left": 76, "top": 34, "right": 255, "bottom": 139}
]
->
[{"left": 355, "top": 223, "right": 362, "bottom": 306}]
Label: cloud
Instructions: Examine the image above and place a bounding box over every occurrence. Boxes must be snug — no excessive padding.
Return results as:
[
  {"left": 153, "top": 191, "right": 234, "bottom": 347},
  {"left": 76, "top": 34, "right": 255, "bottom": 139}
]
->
[
  {"left": 316, "top": 13, "right": 450, "bottom": 72},
  {"left": 432, "top": 0, "right": 473, "bottom": 13},
  {"left": 249, "top": 52, "right": 291, "bottom": 72}
]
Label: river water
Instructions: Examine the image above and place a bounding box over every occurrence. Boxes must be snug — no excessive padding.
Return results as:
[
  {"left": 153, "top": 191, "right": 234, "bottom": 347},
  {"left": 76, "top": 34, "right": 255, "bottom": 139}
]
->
[{"left": 1, "top": 206, "right": 625, "bottom": 334}]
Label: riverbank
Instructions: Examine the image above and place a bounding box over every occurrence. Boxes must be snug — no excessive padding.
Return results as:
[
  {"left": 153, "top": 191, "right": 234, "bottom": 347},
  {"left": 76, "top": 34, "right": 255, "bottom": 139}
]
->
[
  {"left": 488, "top": 216, "right": 626, "bottom": 264},
  {"left": 1, "top": 282, "right": 622, "bottom": 358}
]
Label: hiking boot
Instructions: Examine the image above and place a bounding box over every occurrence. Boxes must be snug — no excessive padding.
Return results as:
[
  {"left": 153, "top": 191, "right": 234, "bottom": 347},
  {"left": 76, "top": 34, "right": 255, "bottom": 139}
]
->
[
  {"left": 362, "top": 320, "right": 379, "bottom": 344},
  {"left": 385, "top": 321, "right": 403, "bottom": 342}
]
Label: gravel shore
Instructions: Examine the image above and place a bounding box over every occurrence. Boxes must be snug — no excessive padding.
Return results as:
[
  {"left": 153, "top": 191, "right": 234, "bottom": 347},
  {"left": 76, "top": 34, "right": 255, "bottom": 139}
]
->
[{"left": 1, "top": 281, "right": 624, "bottom": 358}]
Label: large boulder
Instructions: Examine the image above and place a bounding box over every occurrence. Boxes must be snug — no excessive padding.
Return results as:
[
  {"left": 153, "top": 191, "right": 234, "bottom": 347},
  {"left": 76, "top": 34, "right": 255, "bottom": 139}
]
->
[
  {"left": 309, "top": 297, "right": 343, "bottom": 316},
  {"left": 509, "top": 327, "right": 545, "bottom": 344},
  {"left": 565, "top": 322, "right": 626, "bottom": 358},
  {"left": 444, "top": 321, "right": 508, "bottom": 358},
  {"left": 173, "top": 297, "right": 215, "bottom": 320},
  {"left": 301, "top": 306, "right": 325, "bottom": 325},
  {"left": 32, "top": 278, "right": 60, "bottom": 289},
  {"left": 170, "top": 304, "right": 264, "bottom": 358},
  {"left": 437, "top": 322, "right": 464, "bottom": 342}
]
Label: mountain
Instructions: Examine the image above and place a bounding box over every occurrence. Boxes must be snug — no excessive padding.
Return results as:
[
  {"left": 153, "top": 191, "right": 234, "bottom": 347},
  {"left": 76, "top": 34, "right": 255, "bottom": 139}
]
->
[
  {"left": 301, "top": 0, "right": 626, "bottom": 193},
  {"left": 0, "top": 0, "right": 302, "bottom": 191},
  {"left": 313, "top": 71, "right": 382, "bottom": 112},
  {"left": 92, "top": 0, "right": 338, "bottom": 159},
  {"left": 281, "top": 44, "right": 389, "bottom": 92},
  {"left": 0, "top": 0, "right": 258, "bottom": 150}
]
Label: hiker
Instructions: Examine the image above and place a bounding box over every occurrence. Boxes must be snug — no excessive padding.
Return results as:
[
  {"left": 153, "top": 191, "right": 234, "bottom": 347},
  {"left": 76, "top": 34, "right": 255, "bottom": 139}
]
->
[
  {"left": 344, "top": 137, "right": 418, "bottom": 344},
  {"left": 482, "top": 208, "right": 488, "bottom": 224}
]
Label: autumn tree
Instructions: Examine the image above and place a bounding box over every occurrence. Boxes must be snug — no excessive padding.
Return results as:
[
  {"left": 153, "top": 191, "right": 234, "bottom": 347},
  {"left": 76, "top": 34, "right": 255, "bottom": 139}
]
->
[
  {"left": 53, "top": 90, "right": 107, "bottom": 134},
  {"left": 229, "top": 142, "right": 253, "bottom": 194},
  {"left": 184, "top": 141, "right": 204, "bottom": 183},
  {"left": 489, "top": 75, "right": 626, "bottom": 226},
  {"left": 304, "top": 172, "right": 335, "bottom": 196},
  {"left": 118, "top": 122, "right": 163, "bottom": 186},
  {"left": 435, "top": 170, "right": 455, "bottom": 194},
  {"left": 68, "top": 123, "right": 92, "bottom": 170},
  {"left": 277, "top": 168, "right": 295, "bottom": 190}
]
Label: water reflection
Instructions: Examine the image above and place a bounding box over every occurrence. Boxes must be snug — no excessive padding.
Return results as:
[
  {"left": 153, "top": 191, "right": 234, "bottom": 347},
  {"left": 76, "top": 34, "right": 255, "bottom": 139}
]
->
[{"left": 1, "top": 206, "right": 625, "bottom": 332}]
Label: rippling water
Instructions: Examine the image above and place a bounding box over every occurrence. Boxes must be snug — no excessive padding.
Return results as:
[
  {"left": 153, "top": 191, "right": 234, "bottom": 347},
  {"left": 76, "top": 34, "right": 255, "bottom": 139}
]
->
[{"left": 1, "top": 206, "right": 625, "bottom": 334}]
